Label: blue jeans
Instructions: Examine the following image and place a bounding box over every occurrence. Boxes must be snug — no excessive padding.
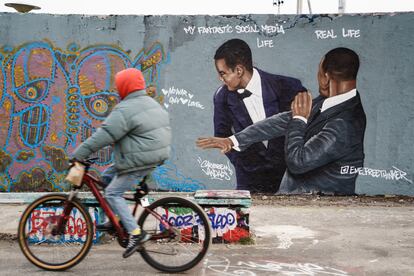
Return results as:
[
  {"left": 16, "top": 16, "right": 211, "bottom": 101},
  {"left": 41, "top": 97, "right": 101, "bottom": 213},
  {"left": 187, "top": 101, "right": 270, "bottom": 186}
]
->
[{"left": 102, "top": 165, "right": 152, "bottom": 233}]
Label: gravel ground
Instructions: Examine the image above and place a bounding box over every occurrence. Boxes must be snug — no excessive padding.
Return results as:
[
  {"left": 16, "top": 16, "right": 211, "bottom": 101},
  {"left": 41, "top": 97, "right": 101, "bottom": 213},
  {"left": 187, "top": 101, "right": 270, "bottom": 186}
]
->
[{"left": 251, "top": 194, "right": 414, "bottom": 207}]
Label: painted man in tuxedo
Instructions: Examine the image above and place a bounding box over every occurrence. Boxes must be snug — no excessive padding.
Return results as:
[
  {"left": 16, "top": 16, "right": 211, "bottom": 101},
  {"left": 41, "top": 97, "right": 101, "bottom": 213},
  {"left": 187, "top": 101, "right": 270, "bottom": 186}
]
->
[
  {"left": 199, "top": 47, "right": 366, "bottom": 195},
  {"left": 213, "top": 39, "right": 305, "bottom": 193}
]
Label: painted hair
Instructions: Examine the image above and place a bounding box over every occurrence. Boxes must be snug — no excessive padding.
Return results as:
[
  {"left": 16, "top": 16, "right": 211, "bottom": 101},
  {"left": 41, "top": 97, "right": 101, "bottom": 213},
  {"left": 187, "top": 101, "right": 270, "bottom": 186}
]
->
[
  {"left": 214, "top": 39, "right": 253, "bottom": 73},
  {"left": 322, "top": 47, "right": 359, "bottom": 81}
]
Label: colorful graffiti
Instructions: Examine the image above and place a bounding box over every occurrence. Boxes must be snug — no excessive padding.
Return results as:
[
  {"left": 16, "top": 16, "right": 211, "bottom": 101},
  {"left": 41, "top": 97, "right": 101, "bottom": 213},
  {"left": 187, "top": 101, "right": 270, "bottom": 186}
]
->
[
  {"left": 27, "top": 206, "right": 101, "bottom": 243},
  {"left": 158, "top": 205, "right": 250, "bottom": 243},
  {"left": 152, "top": 160, "right": 206, "bottom": 192},
  {"left": 208, "top": 207, "right": 250, "bottom": 243},
  {"left": 0, "top": 41, "right": 173, "bottom": 192},
  {"left": 157, "top": 205, "right": 207, "bottom": 242}
]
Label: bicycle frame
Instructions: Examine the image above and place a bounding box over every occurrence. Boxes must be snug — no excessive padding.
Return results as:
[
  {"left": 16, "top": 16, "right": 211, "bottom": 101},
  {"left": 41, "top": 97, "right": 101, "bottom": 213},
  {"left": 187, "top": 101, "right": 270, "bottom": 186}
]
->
[
  {"left": 18, "top": 163, "right": 212, "bottom": 273},
  {"left": 60, "top": 170, "right": 175, "bottom": 243},
  {"left": 57, "top": 171, "right": 128, "bottom": 241}
]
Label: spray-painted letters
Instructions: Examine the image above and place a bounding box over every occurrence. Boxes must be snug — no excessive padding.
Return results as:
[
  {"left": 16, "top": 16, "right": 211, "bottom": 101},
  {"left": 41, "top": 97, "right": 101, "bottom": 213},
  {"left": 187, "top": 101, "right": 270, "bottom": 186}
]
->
[
  {"left": 197, "top": 157, "right": 233, "bottom": 181},
  {"left": 161, "top": 87, "right": 204, "bottom": 110}
]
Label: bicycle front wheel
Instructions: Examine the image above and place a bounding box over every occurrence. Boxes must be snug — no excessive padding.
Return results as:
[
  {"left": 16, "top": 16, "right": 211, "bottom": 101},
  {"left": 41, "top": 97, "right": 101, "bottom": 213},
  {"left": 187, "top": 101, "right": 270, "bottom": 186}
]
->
[
  {"left": 138, "top": 196, "right": 211, "bottom": 273},
  {"left": 17, "top": 194, "right": 94, "bottom": 271}
]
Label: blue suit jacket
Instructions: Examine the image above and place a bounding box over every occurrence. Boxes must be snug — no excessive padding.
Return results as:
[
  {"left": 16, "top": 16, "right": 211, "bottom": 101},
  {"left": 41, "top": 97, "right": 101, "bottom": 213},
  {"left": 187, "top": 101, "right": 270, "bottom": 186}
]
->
[{"left": 213, "top": 68, "right": 305, "bottom": 191}]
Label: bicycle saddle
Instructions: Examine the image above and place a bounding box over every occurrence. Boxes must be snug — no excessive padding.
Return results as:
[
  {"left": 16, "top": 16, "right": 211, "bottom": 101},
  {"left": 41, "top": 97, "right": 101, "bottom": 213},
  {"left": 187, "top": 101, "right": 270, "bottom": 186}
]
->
[{"left": 123, "top": 176, "right": 149, "bottom": 202}]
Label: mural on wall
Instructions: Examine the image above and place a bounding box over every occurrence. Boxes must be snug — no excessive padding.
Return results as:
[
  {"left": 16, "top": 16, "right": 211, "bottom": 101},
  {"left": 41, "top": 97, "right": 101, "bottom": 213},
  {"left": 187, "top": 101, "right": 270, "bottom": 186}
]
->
[
  {"left": 188, "top": 17, "right": 413, "bottom": 195},
  {"left": 198, "top": 39, "right": 367, "bottom": 196},
  {"left": 0, "top": 40, "right": 204, "bottom": 192},
  {"left": 0, "top": 13, "right": 413, "bottom": 195}
]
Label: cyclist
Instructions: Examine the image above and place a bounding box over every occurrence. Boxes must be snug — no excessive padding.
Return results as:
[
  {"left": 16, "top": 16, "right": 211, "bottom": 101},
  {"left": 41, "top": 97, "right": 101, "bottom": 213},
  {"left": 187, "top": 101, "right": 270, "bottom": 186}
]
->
[{"left": 72, "top": 68, "right": 171, "bottom": 258}]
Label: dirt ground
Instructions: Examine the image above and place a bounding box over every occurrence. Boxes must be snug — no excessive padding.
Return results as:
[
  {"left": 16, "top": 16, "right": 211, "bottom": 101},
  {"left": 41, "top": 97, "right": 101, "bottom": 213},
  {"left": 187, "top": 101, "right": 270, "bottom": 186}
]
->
[{"left": 251, "top": 194, "right": 414, "bottom": 207}]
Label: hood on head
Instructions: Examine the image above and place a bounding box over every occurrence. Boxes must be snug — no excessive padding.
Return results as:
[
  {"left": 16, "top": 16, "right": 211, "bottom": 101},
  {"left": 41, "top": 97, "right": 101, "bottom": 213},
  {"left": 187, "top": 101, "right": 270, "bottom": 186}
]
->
[{"left": 115, "top": 68, "right": 146, "bottom": 100}]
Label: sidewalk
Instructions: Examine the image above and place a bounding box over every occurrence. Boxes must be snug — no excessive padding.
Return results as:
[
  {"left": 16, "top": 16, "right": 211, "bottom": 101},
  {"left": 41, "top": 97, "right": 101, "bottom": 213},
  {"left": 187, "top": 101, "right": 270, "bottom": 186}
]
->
[{"left": 1, "top": 195, "right": 414, "bottom": 275}]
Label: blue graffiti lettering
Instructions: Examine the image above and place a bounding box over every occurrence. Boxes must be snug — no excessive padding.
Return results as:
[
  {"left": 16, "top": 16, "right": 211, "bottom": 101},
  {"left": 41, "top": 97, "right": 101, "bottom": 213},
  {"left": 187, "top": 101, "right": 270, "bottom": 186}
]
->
[
  {"left": 207, "top": 213, "right": 236, "bottom": 230},
  {"left": 160, "top": 214, "right": 195, "bottom": 231}
]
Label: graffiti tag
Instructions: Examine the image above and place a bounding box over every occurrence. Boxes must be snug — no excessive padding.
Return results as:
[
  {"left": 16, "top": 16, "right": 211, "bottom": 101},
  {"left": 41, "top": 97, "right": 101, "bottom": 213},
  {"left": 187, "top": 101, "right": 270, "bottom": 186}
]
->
[
  {"left": 340, "top": 166, "right": 412, "bottom": 184},
  {"left": 197, "top": 157, "right": 233, "bottom": 181},
  {"left": 161, "top": 87, "right": 204, "bottom": 110},
  {"left": 315, "top": 28, "right": 360, "bottom": 39},
  {"left": 158, "top": 207, "right": 239, "bottom": 240},
  {"left": 207, "top": 209, "right": 237, "bottom": 236},
  {"left": 183, "top": 24, "right": 285, "bottom": 35},
  {"left": 205, "top": 257, "right": 349, "bottom": 276}
]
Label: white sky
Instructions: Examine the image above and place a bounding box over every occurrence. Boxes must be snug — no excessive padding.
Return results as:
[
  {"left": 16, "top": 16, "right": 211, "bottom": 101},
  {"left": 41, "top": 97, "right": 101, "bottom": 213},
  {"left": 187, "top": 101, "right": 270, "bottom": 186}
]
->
[{"left": 0, "top": 0, "right": 413, "bottom": 15}]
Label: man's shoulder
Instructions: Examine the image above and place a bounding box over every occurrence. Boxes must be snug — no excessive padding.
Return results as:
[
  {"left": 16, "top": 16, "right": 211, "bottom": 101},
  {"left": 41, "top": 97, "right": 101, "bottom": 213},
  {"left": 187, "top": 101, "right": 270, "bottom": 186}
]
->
[
  {"left": 259, "top": 69, "right": 300, "bottom": 82},
  {"left": 214, "top": 85, "right": 229, "bottom": 99}
]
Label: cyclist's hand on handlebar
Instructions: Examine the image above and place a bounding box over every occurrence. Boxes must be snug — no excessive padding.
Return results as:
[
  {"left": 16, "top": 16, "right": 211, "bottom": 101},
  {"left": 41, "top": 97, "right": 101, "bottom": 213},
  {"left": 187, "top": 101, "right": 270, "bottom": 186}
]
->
[{"left": 68, "top": 157, "right": 99, "bottom": 167}]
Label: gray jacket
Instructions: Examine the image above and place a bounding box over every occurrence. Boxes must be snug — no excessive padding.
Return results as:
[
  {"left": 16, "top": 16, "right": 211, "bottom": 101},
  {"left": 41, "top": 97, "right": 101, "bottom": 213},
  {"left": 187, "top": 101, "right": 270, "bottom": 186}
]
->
[{"left": 73, "top": 90, "right": 171, "bottom": 174}]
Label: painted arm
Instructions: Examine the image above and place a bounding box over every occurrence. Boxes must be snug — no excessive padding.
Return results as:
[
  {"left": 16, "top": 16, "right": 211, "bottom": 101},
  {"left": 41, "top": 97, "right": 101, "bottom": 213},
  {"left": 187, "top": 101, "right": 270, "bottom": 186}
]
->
[
  {"left": 285, "top": 117, "right": 356, "bottom": 174},
  {"left": 213, "top": 88, "right": 239, "bottom": 163},
  {"left": 234, "top": 111, "right": 291, "bottom": 151}
]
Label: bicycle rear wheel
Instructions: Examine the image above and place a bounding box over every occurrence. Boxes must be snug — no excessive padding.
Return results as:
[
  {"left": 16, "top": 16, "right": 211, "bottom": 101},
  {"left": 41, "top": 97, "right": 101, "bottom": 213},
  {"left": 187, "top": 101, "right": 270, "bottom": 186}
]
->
[
  {"left": 138, "top": 196, "right": 211, "bottom": 273},
  {"left": 18, "top": 194, "right": 94, "bottom": 271}
]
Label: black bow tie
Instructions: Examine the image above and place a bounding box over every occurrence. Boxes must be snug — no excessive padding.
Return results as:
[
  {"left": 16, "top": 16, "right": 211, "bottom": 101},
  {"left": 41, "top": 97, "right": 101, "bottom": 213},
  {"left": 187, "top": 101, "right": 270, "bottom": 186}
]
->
[{"left": 237, "top": 89, "right": 252, "bottom": 100}]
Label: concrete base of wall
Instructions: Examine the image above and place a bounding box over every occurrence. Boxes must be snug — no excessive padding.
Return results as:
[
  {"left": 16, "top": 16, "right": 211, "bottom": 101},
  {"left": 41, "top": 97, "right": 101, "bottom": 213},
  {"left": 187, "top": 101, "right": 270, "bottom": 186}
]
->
[{"left": 0, "top": 190, "right": 251, "bottom": 244}]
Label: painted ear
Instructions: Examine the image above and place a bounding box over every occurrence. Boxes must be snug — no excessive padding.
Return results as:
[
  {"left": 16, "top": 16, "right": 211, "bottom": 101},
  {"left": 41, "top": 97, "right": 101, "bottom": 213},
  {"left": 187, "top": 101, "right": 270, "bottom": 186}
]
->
[
  {"left": 321, "top": 78, "right": 329, "bottom": 88},
  {"left": 323, "top": 72, "right": 331, "bottom": 86},
  {"left": 235, "top": 65, "right": 244, "bottom": 77}
]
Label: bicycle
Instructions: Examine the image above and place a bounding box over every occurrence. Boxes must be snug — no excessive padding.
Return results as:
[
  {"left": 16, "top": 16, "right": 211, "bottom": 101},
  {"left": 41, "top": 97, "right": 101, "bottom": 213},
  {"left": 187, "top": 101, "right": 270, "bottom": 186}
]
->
[{"left": 17, "top": 159, "right": 211, "bottom": 273}]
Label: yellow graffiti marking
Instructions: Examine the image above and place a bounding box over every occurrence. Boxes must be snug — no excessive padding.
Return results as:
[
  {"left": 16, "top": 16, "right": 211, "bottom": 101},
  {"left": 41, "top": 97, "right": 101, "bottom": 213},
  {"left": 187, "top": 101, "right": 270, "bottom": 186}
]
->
[
  {"left": 50, "top": 132, "right": 58, "bottom": 142},
  {"left": 14, "top": 66, "right": 25, "bottom": 87},
  {"left": 142, "top": 52, "right": 162, "bottom": 71},
  {"left": 78, "top": 75, "right": 97, "bottom": 96},
  {"left": 3, "top": 100, "right": 11, "bottom": 112}
]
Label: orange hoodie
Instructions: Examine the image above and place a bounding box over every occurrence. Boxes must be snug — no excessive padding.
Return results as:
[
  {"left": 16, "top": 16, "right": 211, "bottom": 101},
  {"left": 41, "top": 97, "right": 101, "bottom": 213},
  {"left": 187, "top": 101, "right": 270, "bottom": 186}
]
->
[{"left": 115, "top": 68, "right": 146, "bottom": 100}]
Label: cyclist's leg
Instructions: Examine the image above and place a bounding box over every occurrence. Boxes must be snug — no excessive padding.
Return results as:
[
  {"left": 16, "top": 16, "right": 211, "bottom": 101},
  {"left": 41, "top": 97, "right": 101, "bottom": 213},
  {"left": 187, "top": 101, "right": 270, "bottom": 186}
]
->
[
  {"left": 105, "top": 171, "right": 143, "bottom": 233},
  {"left": 101, "top": 164, "right": 117, "bottom": 188},
  {"left": 105, "top": 170, "right": 152, "bottom": 257},
  {"left": 96, "top": 164, "right": 118, "bottom": 230}
]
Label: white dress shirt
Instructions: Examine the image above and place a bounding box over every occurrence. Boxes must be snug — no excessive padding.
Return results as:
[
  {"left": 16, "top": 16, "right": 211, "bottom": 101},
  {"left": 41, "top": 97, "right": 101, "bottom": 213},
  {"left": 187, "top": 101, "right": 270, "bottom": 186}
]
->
[
  {"left": 293, "top": 88, "right": 357, "bottom": 123},
  {"left": 236, "top": 68, "right": 268, "bottom": 148}
]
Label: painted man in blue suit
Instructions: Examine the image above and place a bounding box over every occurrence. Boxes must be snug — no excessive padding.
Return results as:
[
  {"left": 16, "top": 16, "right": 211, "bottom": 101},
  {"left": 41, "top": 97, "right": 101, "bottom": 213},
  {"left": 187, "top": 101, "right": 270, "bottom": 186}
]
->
[{"left": 213, "top": 39, "right": 305, "bottom": 193}]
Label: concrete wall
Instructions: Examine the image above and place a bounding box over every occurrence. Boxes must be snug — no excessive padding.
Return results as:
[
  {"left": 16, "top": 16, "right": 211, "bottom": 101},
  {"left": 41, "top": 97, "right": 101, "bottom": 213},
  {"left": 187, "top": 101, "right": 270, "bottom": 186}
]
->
[{"left": 0, "top": 12, "right": 413, "bottom": 195}]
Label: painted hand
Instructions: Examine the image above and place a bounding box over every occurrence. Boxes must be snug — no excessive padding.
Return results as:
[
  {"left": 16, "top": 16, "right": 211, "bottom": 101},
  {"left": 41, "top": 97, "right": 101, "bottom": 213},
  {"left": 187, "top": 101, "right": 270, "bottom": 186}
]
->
[
  {"left": 196, "top": 137, "right": 233, "bottom": 154},
  {"left": 291, "top": 91, "right": 312, "bottom": 119}
]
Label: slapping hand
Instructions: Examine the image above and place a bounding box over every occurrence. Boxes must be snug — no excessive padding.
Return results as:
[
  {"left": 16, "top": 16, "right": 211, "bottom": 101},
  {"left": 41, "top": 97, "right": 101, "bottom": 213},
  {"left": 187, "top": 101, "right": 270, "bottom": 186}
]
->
[
  {"left": 291, "top": 91, "right": 313, "bottom": 119},
  {"left": 196, "top": 137, "right": 233, "bottom": 154}
]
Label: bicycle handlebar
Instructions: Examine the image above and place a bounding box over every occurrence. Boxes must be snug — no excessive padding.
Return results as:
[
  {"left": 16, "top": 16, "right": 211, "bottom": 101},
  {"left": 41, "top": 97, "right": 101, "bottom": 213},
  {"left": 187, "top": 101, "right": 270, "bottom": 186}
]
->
[{"left": 69, "top": 157, "right": 100, "bottom": 168}]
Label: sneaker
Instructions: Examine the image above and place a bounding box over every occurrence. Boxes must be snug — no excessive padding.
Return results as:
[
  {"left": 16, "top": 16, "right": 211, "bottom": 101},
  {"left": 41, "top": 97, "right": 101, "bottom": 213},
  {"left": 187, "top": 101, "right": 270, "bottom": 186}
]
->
[
  {"left": 96, "top": 221, "right": 115, "bottom": 232},
  {"left": 122, "top": 230, "right": 151, "bottom": 258}
]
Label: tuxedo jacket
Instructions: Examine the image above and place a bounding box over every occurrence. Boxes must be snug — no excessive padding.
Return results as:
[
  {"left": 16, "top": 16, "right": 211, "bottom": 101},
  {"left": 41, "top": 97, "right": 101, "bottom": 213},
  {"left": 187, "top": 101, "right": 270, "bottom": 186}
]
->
[
  {"left": 234, "top": 93, "right": 367, "bottom": 195},
  {"left": 213, "top": 68, "right": 305, "bottom": 189}
]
